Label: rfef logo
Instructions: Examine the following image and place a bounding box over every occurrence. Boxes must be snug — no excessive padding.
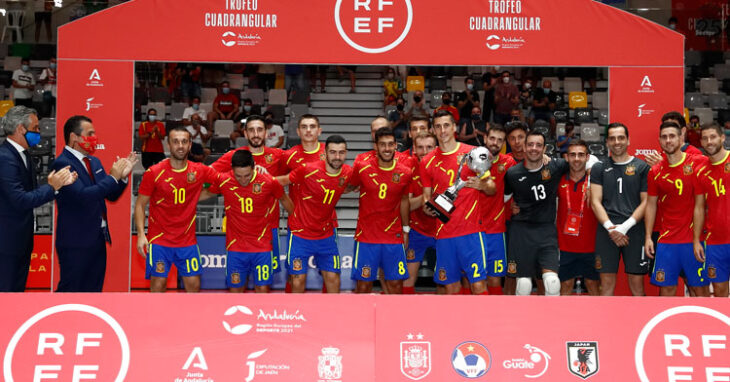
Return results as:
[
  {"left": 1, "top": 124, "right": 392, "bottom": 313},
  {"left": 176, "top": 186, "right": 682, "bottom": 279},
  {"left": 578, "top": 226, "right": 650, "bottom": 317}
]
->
[
  {"left": 334, "top": 0, "right": 413, "bottom": 54},
  {"left": 635, "top": 306, "right": 730, "bottom": 382},
  {"left": 3, "top": 304, "right": 130, "bottom": 382}
]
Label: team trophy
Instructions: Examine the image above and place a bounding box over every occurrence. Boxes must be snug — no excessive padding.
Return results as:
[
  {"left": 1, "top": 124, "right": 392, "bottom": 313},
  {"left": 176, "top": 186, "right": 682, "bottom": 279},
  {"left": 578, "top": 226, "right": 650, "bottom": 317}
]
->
[{"left": 426, "top": 146, "right": 493, "bottom": 223}]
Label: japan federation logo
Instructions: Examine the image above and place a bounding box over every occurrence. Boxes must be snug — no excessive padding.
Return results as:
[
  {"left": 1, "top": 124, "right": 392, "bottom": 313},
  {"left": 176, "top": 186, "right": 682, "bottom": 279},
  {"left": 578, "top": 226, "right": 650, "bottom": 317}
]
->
[
  {"left": 541, "top": 168, "right": 551, "bottom": 181},
  {"left": 400, "top": 333, "right": 431, "bottom": 380},
  {"left": 451, "top": 341, "right": 492, "bottom": 378},
  {"left": 334, "top": 0, "right": 413, "bottom": 54},
  {"left": 566, "top": 341, "right": 599, "bottom": 379},
  {"left": 187, "top": 172, "right": 197, "bottom": 184},
  {"left": 318, "top": 347, "right": 342, "bottom": 381}
]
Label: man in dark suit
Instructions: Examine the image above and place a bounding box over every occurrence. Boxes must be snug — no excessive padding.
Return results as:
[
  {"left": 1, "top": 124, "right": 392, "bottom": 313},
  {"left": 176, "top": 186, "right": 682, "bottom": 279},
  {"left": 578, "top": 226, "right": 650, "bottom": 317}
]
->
[
  {"left": 51, "top": 115, "right": 137, "bottom": 292},
  {"left": 0, "top": 106, "right": 75, "bottom": 292}
]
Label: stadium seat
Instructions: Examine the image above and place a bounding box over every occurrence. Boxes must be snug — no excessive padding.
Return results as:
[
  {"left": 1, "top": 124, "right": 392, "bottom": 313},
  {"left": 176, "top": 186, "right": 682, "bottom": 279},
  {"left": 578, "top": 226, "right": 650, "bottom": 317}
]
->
[
  {"left": 580, "top": 123, "right": 601, "bottom": 142},
  {"left": 226, "top": 73, "right": 245, "bottom": 90},
  {"left": 286, "top": 120, "right": 301, "bottom": 148},
  {"left": 210, "top": 138, "right": 230, "bottom": 154},
  {"left": 451, "top": 76, "right": 467, "bottom": 93},
  {"left": 685, "top": 93, "right": 705, "bottom": 108},
  {"left": 0, "top": 99, "right": 14, "bottom": 116},
  {"left": 556, "top": 123, "right": 566, "bottom": 137},
  {"left": 39, "top": 118, "right": 55, "bottom": 137},
  {"left": 289, "top": 89, "right": 309, "bottom": 105},
  {"left": 406, "top": 76, "right": 425, "bottom": 92},
  {"left": 553, "top": 110, "right": 568, "bottom": 123},
  {"left": 589, "top": 143, "right": 606, "bottom": 157},
  {"left": 201, "top": 87, "right": 218, "bottom": 103},
  {"left": 685, "top": 78, "right": 697, "bottom": 93},
  {"left": 700, "top": 78, "right": 720, "bottom": 94},
  {"left": 430, "top": 90, "right": 444, "bottom": 109},
  {"left": 267, "top": 104, "right": 286, "bottom": 124},
  {"left": 169, "top": 102, "right": 187, "bottom": 120},
  {"left": 592, "top": 92, "right": 608, "bottom": 110},
  {"left": 714, "top": 64, "right": 730, "bottom": 81},
  {"left": 204, "top": 154, "right": 222, "bottom": 166},
  {"left": 685, "top": 51, "right": 702, "bottom": 66},
  {"left": 199, "top": 103, "right": 213, "bottom": 114},
  {"left": 214, "top": 120, "right": 235, "bottom": 137},
  {"left": 597, "top": 109, "right": 609, "bottom": 126},
  {"left": 2, "top": 56, "right": 20, "bottom": 71},
  {"left": 429, "top": 76, "right": 447, "bottom": 91},
  {"left": 708, "top": 94, "right": 728, "bottom": 109},
  {"left": 242, "top": 88, "right": 265, "bottom": 105},
  {"left": 268, "top": 89, "right": 287, "bottom": 106},
  {"left": 692, "top": 108, "right": 714, "bottom": 125},
  {"left": 568, "top": 92, "right": 588, "bottom": 109},
  {"left": 235, "top": 137, "right": 248, "bottom": 148},
  {"left": 151, "top": 87, "right": 171, "bottom": 104},
  {"left": 533, "top": 120, "right": 550, "bottom": 136},
  {"left": 574, "top": 108, "right": 593, "bottom": 124},
  {"left": 563, "top": 77, "right": 583, "bottom": 94},
  {"left": 146, "top": 102, "right": 166, "bottom": 120}
]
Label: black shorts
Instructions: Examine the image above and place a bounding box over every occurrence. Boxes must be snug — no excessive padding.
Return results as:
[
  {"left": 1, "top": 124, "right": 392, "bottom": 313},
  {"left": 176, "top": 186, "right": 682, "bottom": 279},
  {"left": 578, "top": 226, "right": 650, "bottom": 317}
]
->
[
  {"left": 559, "top": 251, "right": 599, "bottom": 281},
  {"left": 594, "top": 221, "right": 649, "bottom": 274},
  {"left": 507, "top": 221, "right": 559, "bottom": 278}
]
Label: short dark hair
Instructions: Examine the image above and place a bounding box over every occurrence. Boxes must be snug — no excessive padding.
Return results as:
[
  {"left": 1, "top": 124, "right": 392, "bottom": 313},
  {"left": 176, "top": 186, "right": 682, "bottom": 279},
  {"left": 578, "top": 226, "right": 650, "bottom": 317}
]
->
[
  {"left": 502, "top": 70, "right": 511, "bottom": 76},
  {"left": 433, "top": 109, "right": 455, "bottom": 124},
  {"left": 660, "top": 121, "right": 681, "bottom": 132},
  {"left": 701, "top": 122, "right": 724, "bottom": 136},
  {"left": 167, "top": 125, "right": 192, "bottom": 140},
  {"left": 409, "top": 115, "right": 431, "bottom": 129},
  {"left": 487, "top": 123, "right": 506, "bottom": 135},
  {"left": 221, "top": 81, "right": 230, "bottom": 86},
  {"left": 506, "top": 121, "right": 528, "bottom": 136},
  {"left": 661, "top": 111, "right": 686, "bottom": 128},
  {"left": 607, "top": 122, "right": 629, "bottom": 138},
  {"left": 191, "top": 96, "right": 200, "bottom": 102},
  {"left": 567, "top": 139, "right": 589, "bottom": 152},
  {"left": 325, "top": 134, "right": 347, "bottom": 149},
  {"left": 243, "top": 98, "right": 253, "bottom": 104},
  {"left": 63, "top": 115, "right": 92, "bottom": 144},
  {"left": 244, "top": 115, "right": 266, "bottom": 129},
  {"left": 526, "top": 129, "right": 545, "bottom": 144},
  {"left": 298, "top": 113, "right": 320, "bottom": 127},
  {"left": 148, "top": 108, "right": 157, "bottom": 114},
  {"left": 464, "top": 77, "right": 473, "bottom": 84},
  {"left": 263, "top": 110, "right": 273, "bottom": 118},
  {"left": 374, "top": 126, "right": 396, "bottom": 143},
  {"left": 689, "top": 114, "right": 700, "bottom": 122},
  {"left": 231, "top": 149, "right": 254, "bottom": 169}
]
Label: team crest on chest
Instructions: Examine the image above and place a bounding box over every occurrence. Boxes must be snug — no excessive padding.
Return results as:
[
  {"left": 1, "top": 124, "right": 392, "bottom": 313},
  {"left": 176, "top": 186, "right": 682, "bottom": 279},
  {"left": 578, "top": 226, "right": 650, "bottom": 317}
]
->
[
  {"left": 253, "top": 183, "right": 263, "bottom": 194},
  {"left": 541, "top": 168, "right": 551, "bottom": 181},
  {"left": 264, "top": 153, "right": 273, "bottom": 164},
  {"left": 392, "top": 172, "right": 401, "bottom": 183},
  {"left": 624, "top": 164, "right": 635, "bottom": 176},
  {"left": 319, "top": 153, "right": 326, "bottom": 161},
  {"left": 187, "top": 171, "right": 197, "bottom": 183},
  {"left": 338, "top": 177, "right": 346, "bottom": 187},
  {"left": 498, "top": 163, "right": 505, "bottom": 173},
  {"left": 683, "top": 164, "right": 693, "bottom": 175},
  {"left": 724, "top": 161, "right": 730, "bottom": 173}
]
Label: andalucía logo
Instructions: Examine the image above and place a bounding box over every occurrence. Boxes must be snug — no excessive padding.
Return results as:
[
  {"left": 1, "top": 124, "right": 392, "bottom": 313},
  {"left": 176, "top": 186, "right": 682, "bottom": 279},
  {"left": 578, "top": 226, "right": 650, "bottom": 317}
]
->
[
  {"left": 566, "top": 341, "right": 599, "bottom": 379},
  {"left": 451, "top": 341, "right": 492, "bottom": 378},
  {"left": 400, "top": 333, "right": 431, "bottom": 380},
  {"left": 334, "top": 0, "right": 413, "bottom": 54}
]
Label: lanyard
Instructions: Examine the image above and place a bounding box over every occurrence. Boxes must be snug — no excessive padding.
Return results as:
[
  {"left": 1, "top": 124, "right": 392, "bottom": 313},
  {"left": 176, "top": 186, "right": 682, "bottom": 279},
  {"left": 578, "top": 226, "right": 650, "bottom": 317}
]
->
[{"left": 564, "top": 176, "right": 589, "bottom": 215}]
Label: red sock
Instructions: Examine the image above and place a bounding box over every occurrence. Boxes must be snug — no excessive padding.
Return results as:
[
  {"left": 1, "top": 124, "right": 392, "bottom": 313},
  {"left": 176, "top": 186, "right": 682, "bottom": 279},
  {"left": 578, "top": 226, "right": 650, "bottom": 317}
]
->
[
  {"left": 478, "top": 291, "right": 489, "bottom": 295},
  {"left": 488, "top": 286, "right": 504, "bottom": 295},
  {"left": 460, "top": 287, "right": 471, "bottom": 295},
  {"left": 285, "top": 282, "right": 292, "bottom": 293},
  {"left": 322, "top": 284, "right": 328, "bottom": 293},
  {"left": 402, "top": 286, "right": 415, "bottom": 294}
]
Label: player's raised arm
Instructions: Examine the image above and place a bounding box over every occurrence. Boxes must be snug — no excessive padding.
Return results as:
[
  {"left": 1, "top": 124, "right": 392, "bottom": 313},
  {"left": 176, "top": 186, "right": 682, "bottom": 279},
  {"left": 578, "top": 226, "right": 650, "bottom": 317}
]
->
[{"left": 275, "top": 174, "right": 291, "bottom": 187}]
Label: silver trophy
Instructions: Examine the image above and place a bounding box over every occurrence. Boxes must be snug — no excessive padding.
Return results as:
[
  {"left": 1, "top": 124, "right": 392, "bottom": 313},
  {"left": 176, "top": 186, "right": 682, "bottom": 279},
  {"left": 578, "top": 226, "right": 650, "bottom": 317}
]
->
[{"left": 426, "top": 146, "right": 493, "bottom": 223}]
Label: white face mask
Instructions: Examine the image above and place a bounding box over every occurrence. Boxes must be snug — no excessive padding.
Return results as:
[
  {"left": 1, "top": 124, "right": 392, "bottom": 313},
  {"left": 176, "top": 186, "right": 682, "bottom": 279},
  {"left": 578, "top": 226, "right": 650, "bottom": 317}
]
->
[
  {"left": 524, "top": 83, "right": 532, "bottom": 90},
  {"left": 502, "top": 77, "right": 510, "bottom": 84}
]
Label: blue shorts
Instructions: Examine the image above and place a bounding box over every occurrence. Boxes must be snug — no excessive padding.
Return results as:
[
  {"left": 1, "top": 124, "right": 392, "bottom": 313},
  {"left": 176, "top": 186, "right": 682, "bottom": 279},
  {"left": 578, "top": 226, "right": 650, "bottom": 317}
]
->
[
  {"left": 227, "top": 251, "right": 274, "bottom": 287},
  {"left": 352, "top": 241, "right": 408, "bottom": 281},
  {"left": 146, "top": 243, "right": 202, "bottom": 279},
  {"left": 706, "top": 244, "right": 730, "bottom": 283},
  {"left": 434, "top": 232, "right": 487, "bottom": 285},
  {"left": 271, "top": 228, "right": 281, "bottom": 274},
  {"left": 286, "top": 232, "right": 340, "bottom": 275},
  {"left": 406, "top": 229, "right": 436, "bottom": 264},
  {"left": 484, "top": 232, "right": 507, "bottom": 277},
  {"left": 652, "top": 243, "right": 708, "bottom": 287}
]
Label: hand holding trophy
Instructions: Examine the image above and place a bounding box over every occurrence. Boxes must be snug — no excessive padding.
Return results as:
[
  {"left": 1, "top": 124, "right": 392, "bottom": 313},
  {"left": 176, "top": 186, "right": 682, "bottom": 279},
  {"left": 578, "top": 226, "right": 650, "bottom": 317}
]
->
[{"left": 425, "top": 146, "right": 493, "bottom": 223}]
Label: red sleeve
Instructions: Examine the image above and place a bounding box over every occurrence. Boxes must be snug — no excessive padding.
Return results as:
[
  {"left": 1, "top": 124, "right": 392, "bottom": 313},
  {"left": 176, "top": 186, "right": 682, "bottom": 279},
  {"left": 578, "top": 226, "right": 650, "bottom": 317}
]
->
[
  {"left": 288, "top": 164, "right": 305, "bottom": 184},
  {"left": 207, "top": 175, "right": 223, "bottom": 194},
  {"left": 647, "top": 167, "right": 659, "bottom": 196},
  {"left": 270, "top": 176, "right": 284, "bottom": 199},
  {"left": 138, "top": 168, "right": 156, "bottom": 196},
  {"left": 203, "top": 165, "right": 220, "bottom": 184},
  {"left": 159, "top": 122, "right": 166, "bottom": 138},
  {"left": 232, "top": 95, "right": 240, "bottom": 107},
  {"left": 213, "top": 95, "right": 222, "bottom": 106},
  {"left": 419, "top": 158, "right": 433, "bottom": 188},
  {"left": 211, "top": 150, "right": 234, "bottom": 173},
  {"left": 693, "top": 156, "right": 709, "bottom": 195},
  {"left": 138, "top": 122, "right": 147, "bottom": 136},
  {"left": 349, "top": 162, "right": 362, "bottom": 187}
]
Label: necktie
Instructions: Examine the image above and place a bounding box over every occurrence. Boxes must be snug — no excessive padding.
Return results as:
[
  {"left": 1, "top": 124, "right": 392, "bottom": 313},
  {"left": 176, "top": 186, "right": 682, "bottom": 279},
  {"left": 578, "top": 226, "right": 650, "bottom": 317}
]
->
[{"left": 23, "top": 150, "right": 35, "bottom": 187}]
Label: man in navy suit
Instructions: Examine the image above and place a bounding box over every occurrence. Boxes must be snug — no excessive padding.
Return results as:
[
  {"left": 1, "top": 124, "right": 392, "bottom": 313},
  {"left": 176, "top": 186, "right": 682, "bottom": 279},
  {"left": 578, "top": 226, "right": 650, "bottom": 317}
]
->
[
  {"left": 52, "top": 115, "right": 137, "bottom": 292},
  {"left": 0, "top": 106, "right": 75, "bottom": 292}
]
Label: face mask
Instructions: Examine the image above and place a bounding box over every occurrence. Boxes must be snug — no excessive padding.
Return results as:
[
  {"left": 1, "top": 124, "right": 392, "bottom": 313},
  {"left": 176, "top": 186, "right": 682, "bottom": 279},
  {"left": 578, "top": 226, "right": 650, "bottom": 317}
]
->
[
  {"left": 243, "top": 105, "right": 252, "bottom": 112},
  {"left": 413, "top": 96, "right": 422, "bottom": 103},
  {"left": 222, "top": 87, "right": 230, "bottom": 94},
  {"left": 22, "top": 65, "right": 30, "bottom": 72},
  {"left": 396, "top": 104, "right": 404, "bottom": 111},
  {"left": 148, "top": 115, "right": 157, "bottom": 122},
  {"left": 387, "top": 73, "right": 394, "bottom": 80},
  {"left": 467, "top": 83, "right": 474, "bottom": 91},
  {"left": 472, "top": 114, "right": 481, "bottom": 121},
  {"left": 24, "top": 130, "right": 41, "bottom": 147},
  {"left": 442, "top": 98, "right": 451, "bottom": 105},
  {"left": 512, "top": 116, "right": 520, "bottom": 121},
  {"left": 524, "top": 83, "right": 532, "bottom": 90},
  {"left": 77, "top": 135, "right": 99, "bottom": 155},
  {"left": 669, "top": 23, "right": 676, "bottom": 30},
  {"left": 49, "top": 63, "right": 56, "bottom": 70},
  {"left": 192, "top": 104, "right": 199, "bottom": 110},
  {"left": 502, "top": 77, "right": 510, "bottom": 84},
  {"left": 543, "top": 88, "right": 550, "bottom": 94}
]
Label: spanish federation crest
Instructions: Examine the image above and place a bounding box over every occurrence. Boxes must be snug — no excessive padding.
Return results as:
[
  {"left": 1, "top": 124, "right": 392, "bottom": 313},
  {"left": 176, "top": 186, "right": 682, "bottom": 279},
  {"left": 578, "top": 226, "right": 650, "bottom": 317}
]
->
[
  {"left": 187, "top": 171, "right": 197, "bottom": 184},
  {"left": 401, "top": 334, "right": 431, "bottom": 380},
  {"left": 265, "top": 153, "right": 273, "bottom": 164},
  {"left": 624, "top": 164, "right": 635, "bottom": 176},
  {"left": 392, "top": 172, "right": 401, "bottom": 183},
  {"left": 498, "top": 163, "right": 506, "bottom": 173},
  {"left": 253, "top": 183, "right": 262, "bottom": 194},
  {"left": 318, "top": 347, "right": 342, "bottom": 381},
  {"left": 339, "top": 177, "right": 346, "bottom": 187},
  {"left": 541, "top": 168, "right": 551, "bottom": 181},
  {"left": 725, "top": 161, "right": 730, "bottom": 173},
  {"left": 683, "top": 164, "right": 693, "bottom": 175},
  {"left": 566, "top": 341, "right": 599, "bottom": 379}
]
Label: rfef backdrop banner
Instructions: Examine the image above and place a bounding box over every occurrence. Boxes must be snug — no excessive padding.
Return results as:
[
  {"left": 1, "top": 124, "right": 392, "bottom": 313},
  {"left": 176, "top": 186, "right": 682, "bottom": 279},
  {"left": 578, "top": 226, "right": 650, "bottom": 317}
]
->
[{"left": 56, "top": 0, "right": 685, "bottom": 291}]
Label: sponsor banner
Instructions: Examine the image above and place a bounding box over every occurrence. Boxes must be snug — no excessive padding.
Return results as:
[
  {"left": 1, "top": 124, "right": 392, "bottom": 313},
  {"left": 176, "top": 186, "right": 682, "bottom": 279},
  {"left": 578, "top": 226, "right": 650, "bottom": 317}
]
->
[
  {"left": 26, "top": 235, "right": 52, "bottom": 290},
  {"left": 672, "top": 0, "right": 728, "bottom": 51},
  {"left": 56, "top": 60, "right": 134, "bottom": 292},
  {"left": 58, "top": 0, "right": 683, "bottom": 67},
  {"left": 609, "top": 67, "right": 684, "bottom": 160}
]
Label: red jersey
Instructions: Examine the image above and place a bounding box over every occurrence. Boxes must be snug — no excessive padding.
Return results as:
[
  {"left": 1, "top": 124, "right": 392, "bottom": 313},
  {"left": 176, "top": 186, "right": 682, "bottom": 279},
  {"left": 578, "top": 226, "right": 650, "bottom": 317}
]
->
[
  {"left": 434, "top": 105, "right": 460, "bottom": 123},
  {"left": 352, "top": 157, "right": 413, "bottom": 244},
  {"left": 697, "top": 151, "right": 730, "bottom": 245},
  {"left": 647, "top": 153, "right": 707, "bottom": 244},
  {"left": 288, "top": 161, "right": 353, "bottom": 240},
  {"left": 481, "top": 153, "right": 516, "bottom": 233},
  {"left": 557, "top": 174, "right": 598, "bottom": 253},
  {"left": 214, "top": 93, "right": 239, "bottom": 114},
  {"left": 283, "top": 142, "right": 326, "bottom": 172},
  {"left": 409, "top": 154, "right": 439, "bottom": 238},
  {"left": 138, "top": 121, "right": 166, "bottom": 153},
  {"left": 138, "top": 159, "right": 220, "bottom": 247},
  {"left": 209, "top": 170, "right": 284, "bottom": 252},
  {"left": 354, "top": 150, "right": 417, "bottom": 172},
  {"left": 420, "top": 143, "right": 487, "bottom": 239},
  {"left": 653, "top": 147, "right": 704, "bottom": 232}
]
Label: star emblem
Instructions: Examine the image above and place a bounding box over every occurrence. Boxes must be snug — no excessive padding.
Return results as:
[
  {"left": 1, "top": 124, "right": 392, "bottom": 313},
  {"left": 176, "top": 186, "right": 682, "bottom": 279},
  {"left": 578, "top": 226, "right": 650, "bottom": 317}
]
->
[
  {"left": 467, "top": 345, "right": 475, "bottom": 352},
  {"left": 416, "top": 333, "right": 424, "bottom": 340},
  {"left": 406, "top": 333, "right": 414, "bottom": 340}
]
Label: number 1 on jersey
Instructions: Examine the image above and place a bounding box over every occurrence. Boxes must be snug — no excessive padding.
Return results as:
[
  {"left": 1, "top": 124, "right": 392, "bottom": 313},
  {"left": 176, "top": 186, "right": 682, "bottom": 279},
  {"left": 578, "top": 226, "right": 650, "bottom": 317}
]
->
[{"left": 617, "top": 177, "right": 623, "bottom": 194}]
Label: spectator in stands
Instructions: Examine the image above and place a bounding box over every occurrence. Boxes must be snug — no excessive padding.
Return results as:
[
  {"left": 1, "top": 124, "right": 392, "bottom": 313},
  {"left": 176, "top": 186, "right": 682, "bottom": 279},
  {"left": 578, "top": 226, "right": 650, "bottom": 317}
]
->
[
  {"left": 187, "top": 113, "right": 211, "bottom": 163},
  {"left": 285, "top": 65, "right": 305, "bottom": 96},
  {"left": 510, "top": 107, "right": 526, "bottom": 124},
  {"left": 182, "top": 96, "right": 207, "bottom": 126},
  {"left": 35, "top": 0, "right": 53, "bottom": 43},
  {"left": 337, "top": 65, "right": 357, "bottom": 93},
  {"left": 38, "top": 57, "right": 57, "bottom": 118},
  {"left": 668, "top": 16, "right": 678, "bottom": 30},
  {"left": 180, "top": 65, "right": 202, "bottom": 102},
  {"left": 310, "top": 65, "right": 328, "bottom": 93},
  {"left": 230, "top": 99, "right": 255, "bottom": 143},
  {"left": 459, "top": 106, "right": 487, "bottom": 146},
  {"left": 208, "top": 81, "right": 240, "bottom": 128},
  {"left": 257, "top": 64, "right": 276, "bottom": 91},
  {"left": 519, "top": 78, "right": 534, "bottom": 109},
  {"left": 434, "top": 92, "right": 460, "bottom": 124},
  {"left": 530, "top": 79, "right": 558, "bottom": 132},
  {"left": 406, "top": 90, "right": 430, "bottom": 119},
  {"left": 481, "top": 67, "right": 498, "bottom": 123},
  {"left": 138, "top": 108, "right": 167, "bottom": 169},
  {"left": 493, "top": 71, "right": 520, "bottom": 126},
  {"left": 12, "top": 59, "right": 36, "bottom": 108},
  {"left": 687, "top": 114, "right": 701, "bottom": 148},
  {"left": 264, "top": 112, "right": 285, "bottom": 148},
  {"left": 383, "top": 67, "right": 401, "bottom": 106},
  {"left": 724, "top": 121, "right": 730, "bottom": 135},
  {"left": 557, "top": 121, "right": 575, "bottom": 158},
  {"left": 456, "top": 77, "right": 480, "bottom": 121},
  {"left": 388, "top": 96, "right": 408, "bottom": 142}
]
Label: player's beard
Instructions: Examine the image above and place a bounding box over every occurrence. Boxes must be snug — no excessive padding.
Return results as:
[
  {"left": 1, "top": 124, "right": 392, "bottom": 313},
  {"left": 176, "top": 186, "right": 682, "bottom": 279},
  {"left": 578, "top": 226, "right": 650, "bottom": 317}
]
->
[
  {"left": 377, "top": 151, "right": 394, "bottom": 164},
  {"left": 171, "top": 148, "right": 189, "bottom": 161},
  {"left": 248, "top": 137, "right": 264, "bottom": 148},
  {"left": 705, "top": 142, "right": 722, "bottom": 156},
  {"left": 327, "top": 159, "right": 342, "bottom": 170},
  {"left": 661, "top": 143, "right": 679, "bottom": 155},
  {"left": 487, "top": 144, "right": 501, "bottom": 157}
]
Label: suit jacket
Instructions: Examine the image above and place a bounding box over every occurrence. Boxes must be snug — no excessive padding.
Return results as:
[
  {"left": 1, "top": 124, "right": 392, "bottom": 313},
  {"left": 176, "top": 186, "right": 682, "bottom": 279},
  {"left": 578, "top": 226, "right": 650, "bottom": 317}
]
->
[
  {"left": 51, "top": 148, "right": 127, "bottom": 249},
  {"left": 0, "top": 140, "right": 54, "bottom": 254}
]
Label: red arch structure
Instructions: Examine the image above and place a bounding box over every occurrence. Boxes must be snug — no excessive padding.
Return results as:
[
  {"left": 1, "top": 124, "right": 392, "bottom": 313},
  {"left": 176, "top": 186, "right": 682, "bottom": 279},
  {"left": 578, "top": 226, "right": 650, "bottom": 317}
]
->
[{"left": 55, "top": 0, "right": 683, "bottom": 291}]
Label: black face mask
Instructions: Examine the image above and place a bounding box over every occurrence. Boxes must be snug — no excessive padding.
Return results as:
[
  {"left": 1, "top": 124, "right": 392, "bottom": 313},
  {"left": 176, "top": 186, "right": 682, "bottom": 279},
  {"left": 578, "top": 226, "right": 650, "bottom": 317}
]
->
[
  {"left": 413, "top": 96, "right": 422, "bottom": 103},
  {"left": 442, "top": 98, "right": 451, "bottom": 105},
  {"left": 396, "top": 104, "right": 404, "bottom": 111}
]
